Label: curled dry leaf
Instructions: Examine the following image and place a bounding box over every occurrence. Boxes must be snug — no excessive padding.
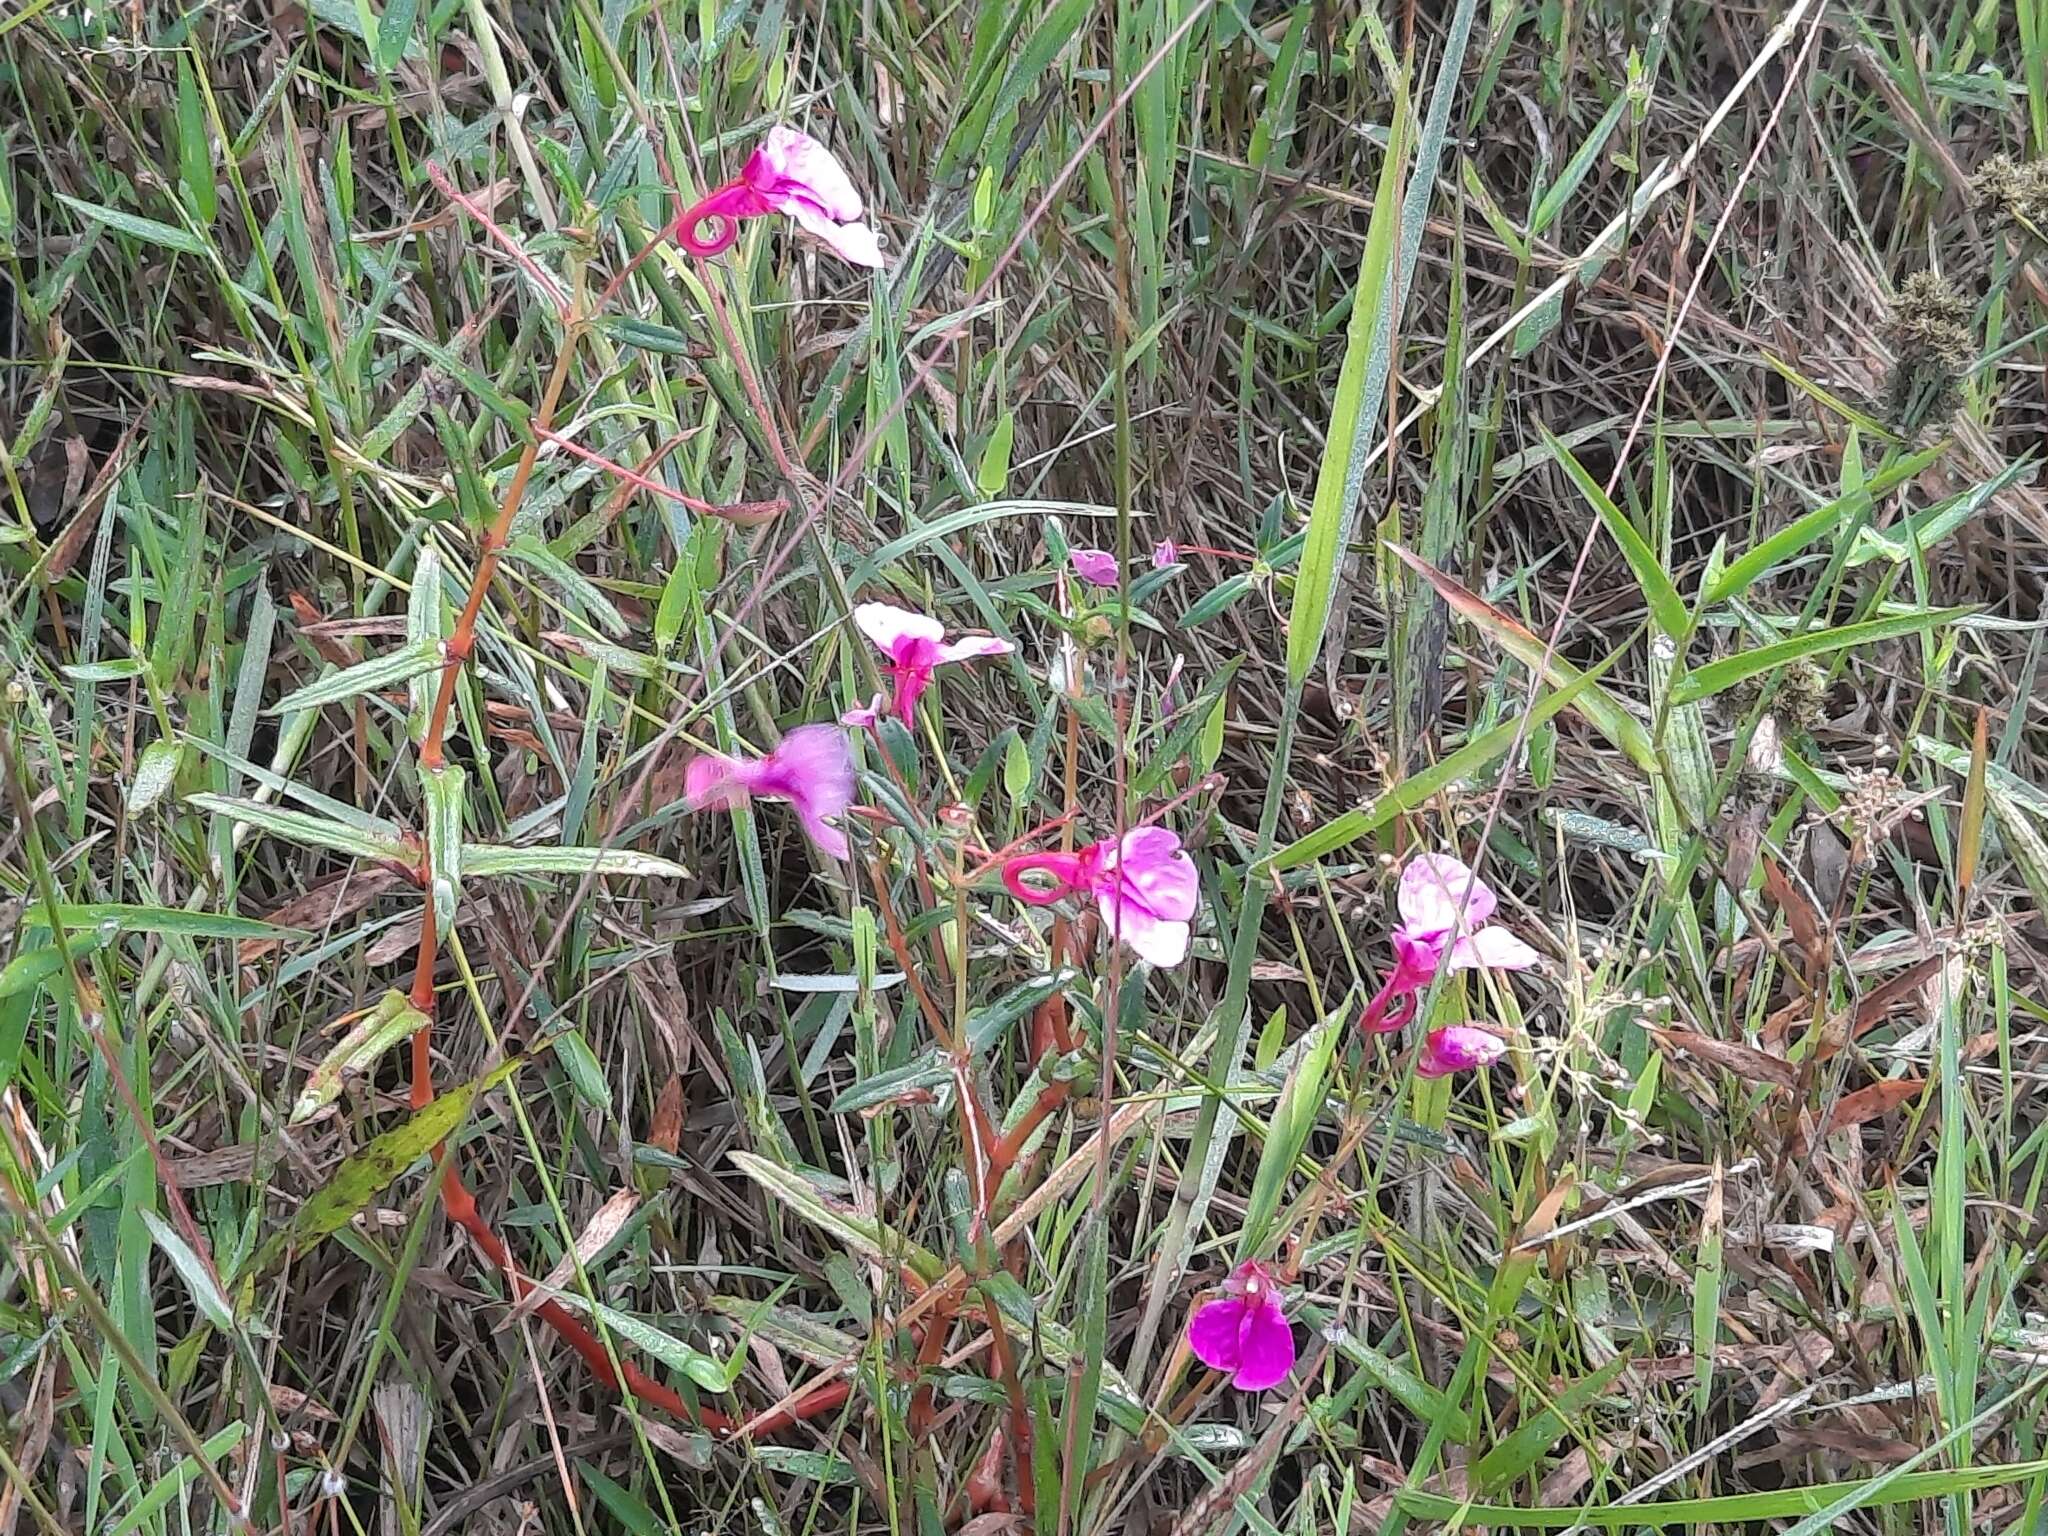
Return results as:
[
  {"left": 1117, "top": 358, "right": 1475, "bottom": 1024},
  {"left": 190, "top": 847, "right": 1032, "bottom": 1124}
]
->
[
  {"left": 1792, "top": 1078, "right": 1927, "bottom": 1154},
  {"left": 1647, "top": 1026, "right": 1800, "bottom": 1091}
]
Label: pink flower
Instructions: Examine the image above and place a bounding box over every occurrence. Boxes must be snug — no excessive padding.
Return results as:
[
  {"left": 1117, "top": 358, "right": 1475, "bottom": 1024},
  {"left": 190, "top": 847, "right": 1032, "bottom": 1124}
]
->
[
  {"left": 674, "top": 126, "right": 885, "bottom": 268},
  {"left": 1186, "top": 1260, "right": 1295, "bottom": 1392},
  {"left": 1069, "top": 548, "right": 1118, "bottom": 588},
  {"left": 684, "top": 724, "right": 856, "bottom": 859},
  {"left": 1360, "top": 853, "right": 1539, "bottom": 1033},
  {"left": 1001, "top": 826, "right": 1198, "bottom": 967},
  {"left": 1416, "top": 1024, "right": 1508, "bottom": 1078},
  {"left": 1152, "top": 540, "right": 1178, "bottom": 569},
  {"left": 842, "top": 603, "right": 1011, "bottom": 727}
]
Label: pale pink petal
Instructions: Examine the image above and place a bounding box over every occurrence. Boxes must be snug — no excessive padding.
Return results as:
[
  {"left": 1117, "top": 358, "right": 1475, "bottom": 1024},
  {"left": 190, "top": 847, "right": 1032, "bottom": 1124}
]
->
[
  {"left": 1230, "top": 1299, "right": 1296, "bottom": 1392},
  {"left": 796, "top": 802, "right": 851, "bottom": 861},
  {"left": 1098, "top": 890, "right": 1190, "bottom": 968},
  {"left": 1446, "top": 925, "right": 1540, "bottom": 972},
  {"left": 1416, "top": 1025, "right": 1507, "bottom": 1078},
  {"left": 783, "top": 200, "right": 886, "bottom": 268},
  {"left": 1114, "top": 827, "right": 1199, "bottom": 921},
  {"left": 854, "top": 602, "right": 945, "bottom": 658},
  {"left": 841, "top": 697, "right": 883, "bottom": 729},
  {"left": 1398, "top": 852, "right": 1495, "bottom": 935},
  {"left": 1070, "top": 548, "right": 1118, "bottom": 587},
  {"left": 753, "top": 126, "right": 864, "bottom": 221},
  {"left": 683, "top": 753, "right": 752, "bottom": 809},
  {"left": 759, "top": 724, "right": 854, "bottom": 858},
  {"left": 934, "top": 635, "right": 1013, "bottom": 664},
  {"left": 1186, "top": 1296, "right": 1248, "bottom": 1373},
  {"left": 1152, "top": 540, "right": 1178, "bottom": 568}
]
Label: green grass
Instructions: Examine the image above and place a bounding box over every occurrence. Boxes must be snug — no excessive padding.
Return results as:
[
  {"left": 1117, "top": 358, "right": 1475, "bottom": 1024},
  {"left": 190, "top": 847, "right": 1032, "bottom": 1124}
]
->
[{"left": 5, "top": 1, "right": 2048, "bottom": 1533}]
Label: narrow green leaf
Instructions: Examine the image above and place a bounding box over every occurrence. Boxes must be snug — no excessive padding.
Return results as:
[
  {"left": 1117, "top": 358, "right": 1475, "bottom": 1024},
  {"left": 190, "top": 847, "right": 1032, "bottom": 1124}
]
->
[
  {"left": 548, "top": 1293, "right": 745, "bottom": 1393},
  {"left": 1669, "top": 608, "right": 1974, "bottom": 704},
  {"left": 376, "top": 0, "right": 419, "bottom": 70},
  {"left": 260, "top": 1058, "right": 524, "bottom": 1268},
  {"left": 137, "top": 1209, "right": 235, "bottom": 1331},
  {"left": 0, "top": 933, "right": 108, "bottom": 999},
  {"left": 1236, "top": 1010, "right": 1341, "bottom": 1258},
  {"left": 1263, "top": 650, "right": 1633, "bottom": 872},
  {"left": 407, "top": 545, "right": 445, "bottom": 741},
  {"left": 186, "top": 794, "right": 413, "bottom": 864},
  {"left": 1701, "top": 443, "right": 1942, "bottom": 604},
  {"left": 1543, "top": 426, "right": 1687, "bottom": 639},
  {"left": 463, "top": 844, "right": 689, "bottom": 880},
  {"left": 1472, "top": 1357, "right": 1630, "bottom": 1489},
  {"left": 49, "top": 904, "right": 297, "bottom": 940},
  {"left": 55, "top": 193, "right": 207, "bottom": 256},
  {"left": 1388, "top": 543, "right": 1656, "bottom": 770},
  {"left": 729, "top": 1152, "right": 945, "bottom": 1281},
  {"left": 175, "top": 55, "right": 217, "bottom": 224},
  {"left": 421, "top": 764, "right": 465, "bottom": 931},
  {"left": 1288, "top": 82, "right": 1407, "bottom": 686},
  {"left": 269, "top": 636, "right": 441, "bottom": 716}
]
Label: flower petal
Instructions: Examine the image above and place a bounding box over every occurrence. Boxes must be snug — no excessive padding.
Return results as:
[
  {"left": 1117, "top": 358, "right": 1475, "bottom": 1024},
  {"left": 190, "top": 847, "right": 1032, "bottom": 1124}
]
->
[
  {"left": 1070, "top": 547, "right": 1119, "bottom": 587},
  {"left": 683, "top": 753, "right": 752, "bottom": 809},
  {"left": 1098, "top": 890, "right": 1190, "bottom": 967},
  {"left": 1186, "top": 1297, "right": 1248, "bottom": 1372},
  {"left": 854, "top": 602, "right": 945, "bottom": 658},
  {"left": 784, "top": 200, "right": 886, "bottom": 268},
  {"left": 935, "top": 635, "right": 1014, "bottom": 664},
  {"left": 1398, "top": 852, "right": 1495, "bottom": 934},
  {"left": 1114, "top": 827, "right": 1199, "bottom": 921},
  {"left": 1229, "top": 1299, "right": 1296, "bottom": 1392},
  {"left": 753, "top": 126, "right": 864, "bottom": 221},
  {"left": 1447, "top": 925, "right": 1540, "bottom": 972},
  {"left": 760, "top": 724, "right": 854, "bottom": 856},
  {"left": 1417, "top": 1024, "right": 1507, "bottom": 1078}
]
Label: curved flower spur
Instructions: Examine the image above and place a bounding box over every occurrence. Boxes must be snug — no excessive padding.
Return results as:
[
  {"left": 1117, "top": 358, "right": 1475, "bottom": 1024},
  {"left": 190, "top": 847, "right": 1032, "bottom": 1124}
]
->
[
  {"left": 1002, "top": 826, "right": 1199, "bottom": 968},
  {"left": 675, "top": 125, "right": 886, "bottom": 268}
]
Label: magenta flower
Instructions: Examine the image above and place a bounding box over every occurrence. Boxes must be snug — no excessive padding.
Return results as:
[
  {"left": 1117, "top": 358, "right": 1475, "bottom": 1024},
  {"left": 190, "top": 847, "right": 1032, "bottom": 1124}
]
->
[
  {"left": 842, "top": 603, "right": 1011, "bottom": 728},
  {"left": 1416, "top": 1024, "right": 1508, "bottom": 1078},
  {"left": 674, "top": 126, "right": 884, "bottom": 268},
  {"left": 1001, "top": 826, "right": 1198, "bottom": 967},
  {"left": 1186, "top": 1259, "right": 1295, "bottom": 1392},
  {"left": 1360, "top": 853, "right": 1539, "bottom": 1033},
  {"left": 1152, "top": 540, "right": 1179, "bottom": 569},
  {"left": 684, "top": 724, "right": 856, "bottom": 858},
  {"left": 1069, "top": 548, "right": 1118, "bottom": 587}
]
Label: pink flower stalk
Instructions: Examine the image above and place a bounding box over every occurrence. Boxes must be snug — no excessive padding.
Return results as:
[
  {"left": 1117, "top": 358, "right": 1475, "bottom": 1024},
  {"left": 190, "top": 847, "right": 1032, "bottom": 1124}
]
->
[
  {"left": 684, "top": 724, "right": 856, "bottom": 859},
  {"left": 841, "top": 603, "right": 1011, "bottom": 728},
  {"left": 1186, "top": 1260, "right": 1295, "bottom": 1392},
  {"left": 1002, "top": 826, "right": 1198, "bottom": 967},
  {"left": 1360, "top": 853, "right": 1539, "bottom": 1034},
  {"left": 1069, "top": 548, "right": 1119, "bottom": 587},
  {"left": 674, "top": 126, "right": 884, "bottom": 268},
  {"left": 1416, "top": 1024, "right": 1508, "bottom": 1078}
]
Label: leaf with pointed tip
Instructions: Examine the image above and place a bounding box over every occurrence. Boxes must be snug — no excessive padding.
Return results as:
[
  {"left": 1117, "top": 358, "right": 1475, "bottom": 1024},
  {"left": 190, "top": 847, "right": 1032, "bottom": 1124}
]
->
[
  {"left": 185, "top": 794, "right": 413, "bottom": 864},
  {"left": 464, "top": 844, "right": 688, "bottom": 880},
  {"left": 267, "top": 637, "right": 442, "bottom": 716},
  {"left": 1387, "top": 543, "right": 1656, "bottom": 770}
]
